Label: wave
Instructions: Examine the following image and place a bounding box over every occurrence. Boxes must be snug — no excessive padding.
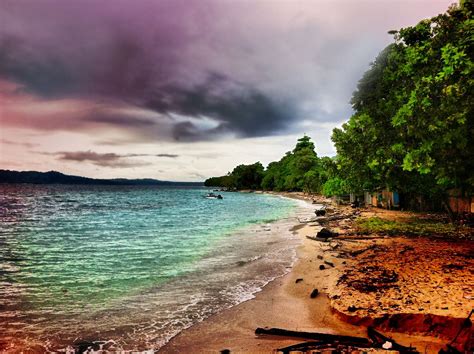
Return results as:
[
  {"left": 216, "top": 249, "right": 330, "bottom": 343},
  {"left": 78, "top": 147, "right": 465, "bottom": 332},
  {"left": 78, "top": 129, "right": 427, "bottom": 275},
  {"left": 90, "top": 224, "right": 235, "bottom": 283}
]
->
[{"left": 0, "top": 186, "right": 314, "bottom": 352}]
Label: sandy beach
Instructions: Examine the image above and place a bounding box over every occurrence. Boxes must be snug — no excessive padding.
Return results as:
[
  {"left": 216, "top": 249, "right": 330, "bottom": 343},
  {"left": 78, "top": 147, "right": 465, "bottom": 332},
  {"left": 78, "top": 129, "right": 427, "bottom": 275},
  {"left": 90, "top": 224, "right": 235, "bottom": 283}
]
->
[{"left": 161, "top": 194, "right": 472, "bottom": 353}]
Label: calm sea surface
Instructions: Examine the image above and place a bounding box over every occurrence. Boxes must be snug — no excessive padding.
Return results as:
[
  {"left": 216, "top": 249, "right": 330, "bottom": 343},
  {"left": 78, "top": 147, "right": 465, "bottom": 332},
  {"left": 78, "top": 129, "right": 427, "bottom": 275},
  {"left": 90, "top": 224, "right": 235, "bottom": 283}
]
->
[{"left": 0, "top": 184, "right": 311, "bottom": 352}]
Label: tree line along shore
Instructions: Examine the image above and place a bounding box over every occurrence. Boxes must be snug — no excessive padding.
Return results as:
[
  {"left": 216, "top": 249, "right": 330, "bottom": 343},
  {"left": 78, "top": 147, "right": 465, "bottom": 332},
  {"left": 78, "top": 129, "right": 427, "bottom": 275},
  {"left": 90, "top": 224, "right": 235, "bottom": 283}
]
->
[{"left": 205, "top": 2, "right": 473, "bottom": 219}]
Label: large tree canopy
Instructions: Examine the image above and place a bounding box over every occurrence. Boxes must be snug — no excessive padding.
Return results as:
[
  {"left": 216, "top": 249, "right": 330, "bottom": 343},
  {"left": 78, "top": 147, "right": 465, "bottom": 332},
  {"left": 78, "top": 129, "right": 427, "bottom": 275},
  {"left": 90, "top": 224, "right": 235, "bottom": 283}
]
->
[{"left": 332, "top": 1, "right": 473, "bottom": 199}]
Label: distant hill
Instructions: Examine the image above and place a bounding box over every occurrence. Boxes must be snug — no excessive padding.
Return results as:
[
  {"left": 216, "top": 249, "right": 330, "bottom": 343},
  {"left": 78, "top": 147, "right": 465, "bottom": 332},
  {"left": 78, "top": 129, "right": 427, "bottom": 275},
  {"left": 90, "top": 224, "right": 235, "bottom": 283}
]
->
[{"left": 0, "top": 170, "right": 203, "bottom": 186}]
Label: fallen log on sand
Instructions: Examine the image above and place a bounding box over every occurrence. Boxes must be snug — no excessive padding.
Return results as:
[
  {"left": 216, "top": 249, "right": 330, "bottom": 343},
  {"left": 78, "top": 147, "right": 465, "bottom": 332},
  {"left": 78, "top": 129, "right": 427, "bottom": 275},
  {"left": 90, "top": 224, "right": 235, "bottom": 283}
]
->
[
  {"left": 258, "top": 327, "right": 419, "bottom": 353},
  {"left": 306, "top": 235, "right": 329, "bottom": 242},
  {"left": 367, "top": 326, "right": 418, "bottom": 352},
  {"left": 276, "top": 341, "right": 326, "bottom": 354},
  {"left": 297, "top": 217, "right": 319, "bottom": 224},
  {"left": 316, "top": 214, "right": 355, "bottom": 223},
  {"left": 349, "top": 244, "right": 377, "bottom": 256},
  {"left": 255, "top": 327, "right": 371, "bottom": 346}
]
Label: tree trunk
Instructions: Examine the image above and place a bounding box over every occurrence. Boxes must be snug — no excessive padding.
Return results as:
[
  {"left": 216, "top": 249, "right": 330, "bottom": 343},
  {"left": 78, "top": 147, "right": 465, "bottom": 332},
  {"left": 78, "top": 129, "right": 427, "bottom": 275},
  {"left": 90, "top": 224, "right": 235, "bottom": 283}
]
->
[{"left": 442, "top": 199, "right": 456, "bottom": 223}]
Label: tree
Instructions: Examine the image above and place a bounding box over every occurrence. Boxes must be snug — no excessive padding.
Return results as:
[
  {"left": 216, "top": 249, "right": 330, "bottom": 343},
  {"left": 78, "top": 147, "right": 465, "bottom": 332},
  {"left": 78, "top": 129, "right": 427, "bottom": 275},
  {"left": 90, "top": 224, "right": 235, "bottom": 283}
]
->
[
  {"left": 208, "top": 135, "right": 326, "bottom": 192},
  {"left": 204, "top": 174, "right": 235, "bottom": 189},
  {"left": 332, "top": 1, "right": 474, "bottom": 207},
  {"left": 231, "top": 162, "right": 264, "bottom": 190},
  {"left": 260, "top": 135, "right": 321, "bottom": 192},
  {"left": 389, "top": 2, "right": 474, "bottom": 194},
  {"left": 322, "top": 177, "right": 348, "bottom": 197}
]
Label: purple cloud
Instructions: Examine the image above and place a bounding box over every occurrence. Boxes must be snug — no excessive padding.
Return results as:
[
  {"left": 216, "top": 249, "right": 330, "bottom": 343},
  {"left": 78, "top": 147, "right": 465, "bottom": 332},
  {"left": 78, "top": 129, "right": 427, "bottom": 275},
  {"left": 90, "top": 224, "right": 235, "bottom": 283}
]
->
[
  {"left": 38, "top": 150, "right": 178, "bottom": 168},
  {"left": 0, "top": 0, "right": 453, "bottom": 142},
  {"left": 0, "top": 138, "right": 38, "bottom": 148}
]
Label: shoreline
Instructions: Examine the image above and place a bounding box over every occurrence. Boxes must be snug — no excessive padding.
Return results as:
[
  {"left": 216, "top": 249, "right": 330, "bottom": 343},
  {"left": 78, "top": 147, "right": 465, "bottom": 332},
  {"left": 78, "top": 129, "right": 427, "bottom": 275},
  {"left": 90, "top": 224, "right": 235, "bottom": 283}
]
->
[
  {"left": 160, "top": 220, "right": 363, "bottom": 353},
  {"left": 1, "top": 189, "right": 309, "bottom": 352},
  {"left": 160, "top": 192, "right": 470, "bottom": 353}
]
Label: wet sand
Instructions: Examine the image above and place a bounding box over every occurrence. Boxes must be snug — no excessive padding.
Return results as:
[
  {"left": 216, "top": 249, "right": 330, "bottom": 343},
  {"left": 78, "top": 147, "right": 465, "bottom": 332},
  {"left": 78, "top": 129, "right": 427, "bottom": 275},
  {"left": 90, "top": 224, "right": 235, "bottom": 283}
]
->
[
  {"left": 160, "top": 224, "right": 363, "bottom": 353},
  {"left": 160, "top": 216, "right": 451, "bottom": 353}
]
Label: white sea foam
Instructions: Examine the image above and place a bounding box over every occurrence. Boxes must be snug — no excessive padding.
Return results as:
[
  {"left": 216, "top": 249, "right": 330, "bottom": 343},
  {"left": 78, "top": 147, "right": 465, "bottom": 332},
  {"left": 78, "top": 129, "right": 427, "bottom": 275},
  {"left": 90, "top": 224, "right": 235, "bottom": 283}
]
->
[{"left": 1, "top": 186, "right": 315, "bottom": 352}]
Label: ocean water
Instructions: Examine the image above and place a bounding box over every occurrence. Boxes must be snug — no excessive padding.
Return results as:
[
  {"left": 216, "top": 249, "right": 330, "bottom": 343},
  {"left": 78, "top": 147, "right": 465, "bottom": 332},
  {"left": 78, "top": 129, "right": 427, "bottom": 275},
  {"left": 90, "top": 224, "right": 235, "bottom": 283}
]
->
[{"left": 0, "top": 184, "right": 311, "bottom": 352}]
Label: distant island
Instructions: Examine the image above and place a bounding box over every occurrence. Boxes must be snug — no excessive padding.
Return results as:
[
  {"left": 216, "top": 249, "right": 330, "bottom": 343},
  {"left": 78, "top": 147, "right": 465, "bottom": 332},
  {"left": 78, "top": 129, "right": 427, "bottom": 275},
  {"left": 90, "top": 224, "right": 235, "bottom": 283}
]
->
[{"left": 0, "top": 169, "right": 203, "bottom": 186}]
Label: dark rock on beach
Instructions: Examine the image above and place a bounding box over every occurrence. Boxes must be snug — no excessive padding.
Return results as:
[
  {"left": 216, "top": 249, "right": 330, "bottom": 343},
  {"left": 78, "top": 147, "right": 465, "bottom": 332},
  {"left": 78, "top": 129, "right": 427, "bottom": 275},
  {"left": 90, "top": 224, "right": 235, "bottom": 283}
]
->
[{"left": 316, "top": 228, "right": 338, "bottom": 238}]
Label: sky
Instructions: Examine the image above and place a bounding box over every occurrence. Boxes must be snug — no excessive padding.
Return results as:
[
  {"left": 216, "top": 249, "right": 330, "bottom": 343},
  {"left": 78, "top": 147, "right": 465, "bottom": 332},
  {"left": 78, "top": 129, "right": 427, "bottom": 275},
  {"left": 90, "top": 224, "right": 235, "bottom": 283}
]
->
[{"left": 0, "top": 0, "right": 455, "bottom": 181}]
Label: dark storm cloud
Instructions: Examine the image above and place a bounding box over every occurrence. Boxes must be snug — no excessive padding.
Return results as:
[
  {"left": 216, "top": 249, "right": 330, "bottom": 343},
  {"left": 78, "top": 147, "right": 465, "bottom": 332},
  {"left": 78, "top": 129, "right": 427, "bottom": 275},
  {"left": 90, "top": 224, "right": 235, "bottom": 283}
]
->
[
  {"left": 145, "top": 75, "right": 293, "bottom": 139},
  {"left": 0, "top": 0, "right": 453, "bottom": 142},
  {"left": 83, "top": 113, "right": 157, "bottom": 128},
  {"left": 154, "top": 154, "right": 179, "bottom": 158},
  {"left": 39, "top": 150, "right": 178, "bottom": 168},
  {"left": 128, "top": 153, "right": 179, "bottom": 158},
  {"left": 57, "top": 151, "right": 126, "bottom": 165},
  {"left": 0, "top": 0, "right": 294, "bottom": 140}
]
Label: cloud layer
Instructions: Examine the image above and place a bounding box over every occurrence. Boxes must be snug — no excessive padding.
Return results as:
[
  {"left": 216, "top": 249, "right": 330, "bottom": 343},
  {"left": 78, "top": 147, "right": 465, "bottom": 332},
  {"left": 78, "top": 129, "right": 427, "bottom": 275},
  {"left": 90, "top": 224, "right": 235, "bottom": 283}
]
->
[
  {"left": 0, "top": 0, "right": 453, "bottom": 179},
  {"left": 2, "top": 0, "right": 450, "bottom": 140},
  {"left": 0, "top": 0, "right": 299, "bottom": 141},
  {"left": 42, "top": 150, "right": 179, "bottom": 168}
]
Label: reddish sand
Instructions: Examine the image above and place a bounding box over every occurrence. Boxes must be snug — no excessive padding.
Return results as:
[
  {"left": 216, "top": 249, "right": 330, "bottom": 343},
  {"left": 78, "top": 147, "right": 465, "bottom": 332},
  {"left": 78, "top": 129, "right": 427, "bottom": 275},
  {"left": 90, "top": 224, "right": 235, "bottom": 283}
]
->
[{"left": 161, "top": 195, "right": 473, "bottom": 353}]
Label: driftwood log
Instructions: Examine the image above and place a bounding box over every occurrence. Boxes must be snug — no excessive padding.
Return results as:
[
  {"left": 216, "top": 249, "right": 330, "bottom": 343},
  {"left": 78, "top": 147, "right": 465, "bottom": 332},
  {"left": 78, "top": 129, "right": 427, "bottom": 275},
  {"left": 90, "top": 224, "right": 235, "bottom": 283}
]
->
[
  {"left": 257, "top": 327, "right": 419, "bottom": 353},
  {"left": 297, "top": 217, "right": 319, "bottom": 224},
  {"left": 316, "top": 214, "right": 354, "bottom": 223},
  {"left": 367, "top": 326, "right": 418, "bottom": 352},
  {"left": 349, "top": 244, "right": 377, "bottom": 256},
  {"left": 277, "top": 341, "right": 329, "bottom": 354},
  {"left": 306, "top": 235, "right": 326, "bottom": 242},
  {"left": 255, "top": 327, "right": 370, "bottom": 346}
]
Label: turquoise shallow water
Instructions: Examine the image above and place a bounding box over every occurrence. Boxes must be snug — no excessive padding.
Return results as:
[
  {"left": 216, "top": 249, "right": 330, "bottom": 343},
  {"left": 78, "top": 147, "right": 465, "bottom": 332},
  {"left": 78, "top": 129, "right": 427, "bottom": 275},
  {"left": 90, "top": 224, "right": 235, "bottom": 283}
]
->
[{"left": 0, "top": 185, "right": 305, "bottom": 351}]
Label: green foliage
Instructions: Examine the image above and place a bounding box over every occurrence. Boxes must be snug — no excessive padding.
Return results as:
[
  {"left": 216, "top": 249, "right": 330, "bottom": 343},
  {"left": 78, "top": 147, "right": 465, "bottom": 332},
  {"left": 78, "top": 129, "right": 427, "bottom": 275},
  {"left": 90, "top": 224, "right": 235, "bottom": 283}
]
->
[
  {"left": 293, "top": 135, "right": 315, "bottom": 152},
  {"left": 206, "top": 135, "right": 331, "bottom": 193},
  {"left": 332, "top": 2, "right": 474, "bottom": 200},
  {"left": 322, "top": 177, "right": 348, "bottom": 197},
  {"left": 204, "top": 174, "right": 234, "bottom": 188},
  {"left": 355, "top": 217, "right": 460, "bottom": 237},
  {"left": 204, "top": 163, "right": 264, "bottom": 190},
  {"left": 260, "top": 135, "right": 322, "bottom": 192},
  {"left": 231, "top": 162, "right": 264, "bottom": 190}
]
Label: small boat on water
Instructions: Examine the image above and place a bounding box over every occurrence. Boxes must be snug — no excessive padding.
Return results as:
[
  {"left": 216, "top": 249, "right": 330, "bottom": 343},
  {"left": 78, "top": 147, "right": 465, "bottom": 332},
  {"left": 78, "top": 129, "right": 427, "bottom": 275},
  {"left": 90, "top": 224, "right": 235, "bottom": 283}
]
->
[{"left": 204, "top": 192, "right": 223, "bottom": 199}]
